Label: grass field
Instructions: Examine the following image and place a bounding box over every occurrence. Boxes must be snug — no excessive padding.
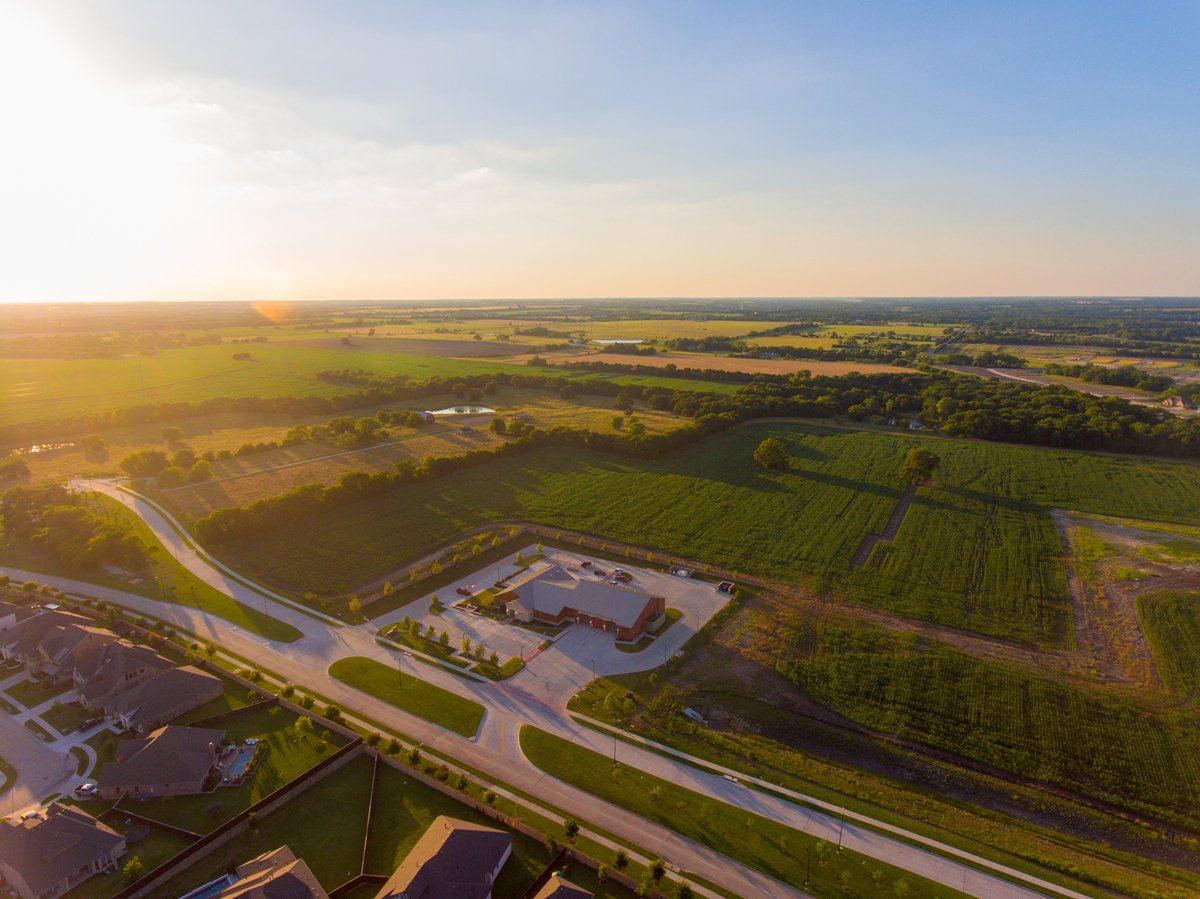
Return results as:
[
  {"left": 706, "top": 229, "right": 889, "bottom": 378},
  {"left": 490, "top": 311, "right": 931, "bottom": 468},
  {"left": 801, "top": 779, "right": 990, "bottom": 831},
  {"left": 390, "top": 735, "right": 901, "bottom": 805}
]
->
[
  {"left": 520, "top": 726, "right": 966, "bottom": 899},
  {"left": 1138, "top": 590, "right": 1200, "bottom": 696},
  {"left": 526, "top": 349, "right": 913, "bottom": 377},
  {"left": 365, "top": 762, "right": 548, "bottom": 899},
  {"left": 777, "top": 615, "right": 1200, "bottom": 829},
  {"left": 79, "top": 493, "right": 302, "bottom": 642},
  {"left": 133, "top": 703, "right": 345, "bottom": 833},
  {"left": 160, "top": 388, "right": 683, "bottom": 520},
  {"left": 213, "top": 422, "right": 1200, "bottom": 643},
  {"left": 328, "top": 657, "right": 485, "bottom": 737}
]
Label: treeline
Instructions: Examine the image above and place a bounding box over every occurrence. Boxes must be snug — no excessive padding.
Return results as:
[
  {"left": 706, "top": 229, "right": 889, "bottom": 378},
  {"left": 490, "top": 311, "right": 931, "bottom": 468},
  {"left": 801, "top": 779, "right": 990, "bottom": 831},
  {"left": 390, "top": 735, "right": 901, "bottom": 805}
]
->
[
  {"left": 193, "top": 414, "right": 741, "bottom": 544},
  {"left": 0, "top": 485, "right": 148, "bottom": 572},
  {"left": 931, "top": 350, "right": 1028, "bottom": 368},
  {"left": 962, "top": 328, "right": 1200, "bottom": 361},
  {"left": 1043, "top": 363, "right": 1175, "bottom": 393}
]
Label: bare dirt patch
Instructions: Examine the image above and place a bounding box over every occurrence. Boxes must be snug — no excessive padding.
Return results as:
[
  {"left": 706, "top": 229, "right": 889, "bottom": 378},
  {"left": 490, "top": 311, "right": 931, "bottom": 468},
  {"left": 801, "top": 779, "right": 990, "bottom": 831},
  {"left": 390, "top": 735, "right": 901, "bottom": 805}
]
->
[{"left": 501, "top": 350, "right": 913, "bottom": 377}]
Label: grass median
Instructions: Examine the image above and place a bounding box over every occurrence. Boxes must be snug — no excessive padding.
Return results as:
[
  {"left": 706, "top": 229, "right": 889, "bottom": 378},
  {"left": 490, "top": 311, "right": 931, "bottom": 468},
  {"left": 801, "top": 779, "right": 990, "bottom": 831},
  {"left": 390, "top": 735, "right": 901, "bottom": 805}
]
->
[
  {"left": 519, "top": 725, "right": 967, "bottom": 899},
  {"left": 329, "top": 656, "right": 484, "bottom": 738}
]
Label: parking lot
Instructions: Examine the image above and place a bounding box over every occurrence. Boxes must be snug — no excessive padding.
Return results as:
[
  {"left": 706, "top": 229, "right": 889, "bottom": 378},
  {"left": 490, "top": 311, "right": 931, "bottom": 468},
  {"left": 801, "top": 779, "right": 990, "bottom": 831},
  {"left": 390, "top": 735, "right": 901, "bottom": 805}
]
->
[{"left": 373, "top": 544, "right": 730, "bottom": 703}]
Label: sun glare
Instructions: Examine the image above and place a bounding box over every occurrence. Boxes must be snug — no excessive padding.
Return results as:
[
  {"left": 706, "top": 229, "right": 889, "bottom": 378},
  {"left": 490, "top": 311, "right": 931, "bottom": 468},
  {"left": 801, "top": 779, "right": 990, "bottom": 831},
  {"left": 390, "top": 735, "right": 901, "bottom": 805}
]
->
[{"left": 0, "top": 7, "right": 201, "bottom": 299}]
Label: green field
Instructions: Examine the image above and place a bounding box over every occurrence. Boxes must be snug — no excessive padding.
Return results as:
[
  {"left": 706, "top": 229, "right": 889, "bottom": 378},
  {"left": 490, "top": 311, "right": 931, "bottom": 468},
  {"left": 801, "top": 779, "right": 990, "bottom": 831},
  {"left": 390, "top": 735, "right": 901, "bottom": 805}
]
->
[
  {"left": 1139, "top": 590, "right": 1200, "bottom": 696},
  {"left": 777, "top": 616, "right": 1200, "bottom": 829},
  {"left": 133, "top": 703, "right": 345, "bottom": 833},
  {"left": 215, "top": 422, "right": 1200, "bottom": 643},
  {"left": 0, "top": 340, "right": 740, "bottom": 432},
  {"left": 328, "top": 657, "right": 485, "bottom": 737},
  {"left": 520, "top": 726, "right": 966, "bottom": 899}
]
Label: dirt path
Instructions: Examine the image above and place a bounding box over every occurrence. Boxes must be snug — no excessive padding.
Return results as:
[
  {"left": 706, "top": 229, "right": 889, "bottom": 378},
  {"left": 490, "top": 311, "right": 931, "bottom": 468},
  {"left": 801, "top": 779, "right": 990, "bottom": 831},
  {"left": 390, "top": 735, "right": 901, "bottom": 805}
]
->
[
  {"left": 1051, "top": 510, "right": 1160, "bottom": 686},
  {"left": 852, "top": 482, "right": 917, "bottom": 566}
]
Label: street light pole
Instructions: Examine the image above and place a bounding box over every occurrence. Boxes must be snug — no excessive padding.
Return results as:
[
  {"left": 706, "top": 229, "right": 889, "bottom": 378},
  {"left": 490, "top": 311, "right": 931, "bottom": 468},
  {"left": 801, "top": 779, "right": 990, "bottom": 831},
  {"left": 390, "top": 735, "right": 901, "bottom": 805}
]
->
[
  {"left": 837, "top": 805, "right": 845, "bottom": 853},
  {"left": 805, "top": 848, "right": 810, "bottom": 887}
]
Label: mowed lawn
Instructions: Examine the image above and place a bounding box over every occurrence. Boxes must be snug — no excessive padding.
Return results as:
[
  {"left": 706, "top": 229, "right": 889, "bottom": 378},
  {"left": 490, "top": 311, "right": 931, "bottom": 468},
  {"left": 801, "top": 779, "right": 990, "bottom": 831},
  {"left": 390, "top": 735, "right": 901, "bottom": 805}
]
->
[
  {"left": 365, "top": 762, "right": 547, "bottom": 899},
  {"left": 158, "top": 753, "right": 375, "bottom": 896},
  {"left": 519, "top": 727, "right": 965, "bottom": 899},
  {"left": 328, "top": 657, "right": 485, "bottom": 738},
  {"left": 217, "top": 422, "right": 1200, "bottom": 643},
  {"left": 133, "top": 704, "right": 345, "bottom": 834}
]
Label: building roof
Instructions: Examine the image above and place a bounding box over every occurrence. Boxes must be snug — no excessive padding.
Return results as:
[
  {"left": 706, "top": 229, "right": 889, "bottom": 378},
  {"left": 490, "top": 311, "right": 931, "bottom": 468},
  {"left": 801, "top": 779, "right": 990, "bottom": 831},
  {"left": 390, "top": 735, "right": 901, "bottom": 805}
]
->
[
  {"left": 375, "top": 816, "right": 512, "bottom": 899},
  {"left": 0, "top": 600, "right": 33, "bottom": 623},
  {"left": 215, "top": 846, "right": 330, "bottom": 899},
  {"left": 502, "top": 564, "right": 655, "bottom": 629},
  {"left": 76, "top": 642, "right": 172, "bottom": 702},
  {"left": 0, "top": 804, "right": 124, "bottom": 896},
  {"left": 99, "top": 724, "right": 224, "bottom": 791},
  {"left": 0, "top": 611, "right": 94, "bottom": 658},
  {"left": 104, "top": 665, "right": 223, "bottom": 729},
  {"left": 531, "top": 874, "right": 594, "bottom": 899}
]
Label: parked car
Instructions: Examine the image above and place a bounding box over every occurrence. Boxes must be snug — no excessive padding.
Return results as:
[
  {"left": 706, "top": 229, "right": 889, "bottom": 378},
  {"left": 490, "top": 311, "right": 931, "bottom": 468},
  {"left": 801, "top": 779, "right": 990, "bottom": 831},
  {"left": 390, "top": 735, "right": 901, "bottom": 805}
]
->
[
  {"left": 244, "top": 738, "right": 259, "bottom": 746},
  {"left": 456, "top": 586, "right": 472, "bottom": 596},
  {"left": 75, "top": 782, "right": 98, "bottom": 797},
  {"left": 721, "top": 774, "right": 740, "bottom": 785},
  {"left": 580, "top": 561, "right": 592, "bottom": 568}
]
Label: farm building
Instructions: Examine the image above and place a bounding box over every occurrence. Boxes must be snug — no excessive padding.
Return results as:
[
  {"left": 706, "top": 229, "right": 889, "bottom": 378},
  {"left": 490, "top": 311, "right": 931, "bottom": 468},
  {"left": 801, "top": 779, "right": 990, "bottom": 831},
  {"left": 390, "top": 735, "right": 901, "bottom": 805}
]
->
[{"left": 495, "top": 564, "right": 666, "bottom": 640}]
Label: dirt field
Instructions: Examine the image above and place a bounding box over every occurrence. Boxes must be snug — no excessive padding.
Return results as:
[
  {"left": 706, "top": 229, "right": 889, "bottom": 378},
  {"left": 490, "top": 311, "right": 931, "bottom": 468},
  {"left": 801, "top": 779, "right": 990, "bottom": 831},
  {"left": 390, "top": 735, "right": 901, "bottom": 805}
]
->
[{"left": 503, "top": 350, "right": 913, "bottom": 376}]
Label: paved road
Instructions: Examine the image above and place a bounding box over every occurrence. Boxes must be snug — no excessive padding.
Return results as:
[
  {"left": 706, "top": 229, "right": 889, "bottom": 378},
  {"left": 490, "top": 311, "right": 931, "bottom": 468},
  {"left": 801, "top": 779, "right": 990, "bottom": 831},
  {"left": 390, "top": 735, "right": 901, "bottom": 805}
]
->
[{"left": 6, "top": 478, "right": 1086, "bottom": 899}]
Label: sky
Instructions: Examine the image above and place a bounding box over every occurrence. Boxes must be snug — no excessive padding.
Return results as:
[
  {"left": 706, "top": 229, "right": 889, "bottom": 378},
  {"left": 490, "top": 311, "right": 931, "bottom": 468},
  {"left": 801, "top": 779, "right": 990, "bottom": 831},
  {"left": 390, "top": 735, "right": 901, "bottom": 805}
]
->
[{"left": 0, "top": 0, "right": 1197, "bottom": 302}]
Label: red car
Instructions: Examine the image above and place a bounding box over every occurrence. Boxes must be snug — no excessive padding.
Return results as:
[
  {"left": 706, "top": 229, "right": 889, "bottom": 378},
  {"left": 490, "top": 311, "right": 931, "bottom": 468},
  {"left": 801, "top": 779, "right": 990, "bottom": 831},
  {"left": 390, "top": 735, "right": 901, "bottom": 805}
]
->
[{"left": 456, "top": 586, "right": 472, "bottom": 596}]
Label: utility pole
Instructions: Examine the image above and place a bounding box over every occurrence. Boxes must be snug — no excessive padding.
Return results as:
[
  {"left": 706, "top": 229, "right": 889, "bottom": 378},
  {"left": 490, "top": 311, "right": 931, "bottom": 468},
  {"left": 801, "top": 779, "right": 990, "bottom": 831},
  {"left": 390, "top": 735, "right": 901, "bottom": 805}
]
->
[
  {"left": 837, "top": 805, "right": 845, "bottom": 852},
  {"left": 805, "top": 848, "right": 810, "bottom": 887}
]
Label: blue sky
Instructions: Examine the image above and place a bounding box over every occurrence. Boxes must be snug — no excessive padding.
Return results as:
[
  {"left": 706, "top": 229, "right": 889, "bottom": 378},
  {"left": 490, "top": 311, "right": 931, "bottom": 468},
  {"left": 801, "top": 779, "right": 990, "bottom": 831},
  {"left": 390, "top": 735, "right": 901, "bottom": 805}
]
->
[{"left": 0, "top": 1, "right": 1196, "bottom": 300}]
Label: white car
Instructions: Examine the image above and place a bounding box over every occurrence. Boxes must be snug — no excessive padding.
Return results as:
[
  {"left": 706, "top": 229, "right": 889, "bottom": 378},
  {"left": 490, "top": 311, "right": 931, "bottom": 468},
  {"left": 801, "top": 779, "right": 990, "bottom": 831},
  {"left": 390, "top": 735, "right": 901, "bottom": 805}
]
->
[
  {"left": 721, "top": 774, "right": 740, "bottom": 785},
  {"left": 244, "top": 738, "right": 259, "bottom": 746},
  {"left": 75, "top": 782, "right": 98, "bottom": 797}
]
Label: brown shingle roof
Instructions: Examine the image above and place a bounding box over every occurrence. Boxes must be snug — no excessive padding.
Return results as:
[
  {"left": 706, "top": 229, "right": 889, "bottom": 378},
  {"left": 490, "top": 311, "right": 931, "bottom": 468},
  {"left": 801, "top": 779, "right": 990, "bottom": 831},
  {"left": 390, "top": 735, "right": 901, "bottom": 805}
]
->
[
  {"left": 375, "top": 816, "right": 512, "bottom": 899},
  {"left": 531, "top": 874, "right": 594, "bottom": 899},
  {"left": 0, "top": 804, "right": 124, "bottom": 896},
  {"left": 100, "top": 724, "right": 223, "bottom": 792},
  {"left": 215, "top": 846, "right": 330, "bottom": 899}
]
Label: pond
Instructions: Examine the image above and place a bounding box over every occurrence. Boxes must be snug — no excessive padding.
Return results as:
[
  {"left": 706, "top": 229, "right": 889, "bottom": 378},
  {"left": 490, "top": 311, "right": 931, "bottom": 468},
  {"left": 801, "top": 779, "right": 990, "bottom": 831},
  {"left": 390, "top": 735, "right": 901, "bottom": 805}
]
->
[{"left": 424, "top": 405, "right": 496, "bottom": 415}]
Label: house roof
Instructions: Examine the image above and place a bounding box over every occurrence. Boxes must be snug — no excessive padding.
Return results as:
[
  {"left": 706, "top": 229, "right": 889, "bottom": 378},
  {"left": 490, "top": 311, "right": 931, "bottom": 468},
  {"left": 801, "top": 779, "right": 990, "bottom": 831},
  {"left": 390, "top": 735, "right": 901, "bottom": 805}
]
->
[
  {"left": 0, "top": 804, "right": 124, "bottom": 896},
  {"left": 76, "top": 642, "right": 172, "bottom": 701},
  {"left": 100, "top": 724, "right": 224, "bottom": 791},
  {"left": 375, "top": 816, "right": 512, "bottom": 899},
  {"left": 104, "top": 665, "right": 223, "bottom": 729},
  {"left": 0, "top": 600, "right": 33, "bottom": 624},
  {"left": 0, "top": 611, "right": 94, "bottom": 657},
  {"left": 531, "top": 874, "right": 594, "bottom": 899},
  {"left": 215, "top": 846, "right": 330, "bottom": 899},
  {"left": 501, "top": 564, "right": 656, "bottom": 629}
]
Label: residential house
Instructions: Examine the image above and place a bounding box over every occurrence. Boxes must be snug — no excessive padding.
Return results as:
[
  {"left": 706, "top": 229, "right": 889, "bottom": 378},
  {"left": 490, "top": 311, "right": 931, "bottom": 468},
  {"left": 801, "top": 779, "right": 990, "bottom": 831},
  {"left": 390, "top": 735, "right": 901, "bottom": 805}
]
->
[
  {"left": 96, "top": 724, "right": 224, "bottom": 799},
  {"left": 0, "top": 611, "right": 96, "bottom": 671},
  {"left": 0, "top": 600, "right": 33, "bottom": 634},
  {"left": 103, "top": 664, "right": 223, "bottom": 733},
  {"left": 495, "top": 564, "right": 666, "bottom": 641},
  {"left": 1163, "top": 395, "right": 1194, "bottom": 410},
  {"left": 196, "top": 846, "right": 329, "bottom": 899},
  {"left": 0, "top": 804, "right": 125, "bottom": 899},
  {"left": 74, "top": 642, "right": 173, "bottom": 711},
  {"left": 531, "top": 874, "right": 594, "bottom": 899},
  {"left": 374, "top": 816, "right": 512, "bottom": 899}
]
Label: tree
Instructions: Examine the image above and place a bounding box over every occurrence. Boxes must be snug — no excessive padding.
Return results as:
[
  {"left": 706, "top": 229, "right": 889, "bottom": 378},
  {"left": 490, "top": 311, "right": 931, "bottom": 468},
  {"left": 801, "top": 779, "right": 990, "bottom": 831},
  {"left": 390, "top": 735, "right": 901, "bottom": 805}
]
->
[
  {"left": 160, "top": 426, "right": 184, "bottom": 444},
  {"left": 348, "top": 596, "right": 362, "bottom": 613},
  {"left": 614, "top": 849, "right": 629, "bottom": 870},
  {"left": 677, "top": 885, "right": 694, "bottom": 899},
  {"left": 753, "top": 437, "right": 789, "bottom": 470},
  {"left": 898, "top": 447, "right": 940, "bottom": 484},
  {"left": 650, "top": 858, "right": 665, "bottom": 882},
  {"left": 122, "top": 856, "right": 144, "bottom": 881},
  {"left": 564, "top": 818, "right": 580, "bottom": 840},
  {"left": 382, "top": 581, "right": 393, "bottom": 596}
]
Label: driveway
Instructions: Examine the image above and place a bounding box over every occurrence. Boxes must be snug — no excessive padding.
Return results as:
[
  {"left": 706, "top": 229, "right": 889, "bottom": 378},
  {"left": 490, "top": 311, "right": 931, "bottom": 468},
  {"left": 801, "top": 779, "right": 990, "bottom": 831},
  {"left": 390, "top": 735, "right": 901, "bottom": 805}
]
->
[{"left": 0, "top": 709, "right": 75, "bottom": 815}]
